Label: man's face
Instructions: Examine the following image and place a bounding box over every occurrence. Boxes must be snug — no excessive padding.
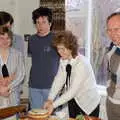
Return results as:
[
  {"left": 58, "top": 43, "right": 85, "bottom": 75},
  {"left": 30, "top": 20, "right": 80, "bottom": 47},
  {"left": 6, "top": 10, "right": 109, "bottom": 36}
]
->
[
  {"left": 107, "top": 15, "right": 120, "bottom": 46},
  {"left": 36, "top": 16, "right": 51, "bottom": 36}
]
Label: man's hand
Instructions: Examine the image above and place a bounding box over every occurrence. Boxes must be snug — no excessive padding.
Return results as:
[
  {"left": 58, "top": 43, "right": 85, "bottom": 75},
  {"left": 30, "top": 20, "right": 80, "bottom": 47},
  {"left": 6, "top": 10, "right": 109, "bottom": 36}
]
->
[{"left": 116, "top": 84, "right": 120, "bottom": 89}]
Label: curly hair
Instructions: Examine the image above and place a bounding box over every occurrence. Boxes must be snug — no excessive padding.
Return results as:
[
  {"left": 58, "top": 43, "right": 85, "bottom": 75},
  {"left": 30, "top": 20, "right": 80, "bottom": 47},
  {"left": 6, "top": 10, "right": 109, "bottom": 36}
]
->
[
  {"left": 52, "top": 31, "right": 79, "bottom": 58},
  {"left": 32, "top": 7, "right": 52, "bottom": 24}
]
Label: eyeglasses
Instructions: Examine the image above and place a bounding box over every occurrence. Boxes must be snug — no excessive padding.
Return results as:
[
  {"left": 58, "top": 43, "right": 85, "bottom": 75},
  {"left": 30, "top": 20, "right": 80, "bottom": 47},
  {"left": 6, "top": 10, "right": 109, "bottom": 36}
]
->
[{"left": 107, "top": 28, "right": 120, "bottom": 32}]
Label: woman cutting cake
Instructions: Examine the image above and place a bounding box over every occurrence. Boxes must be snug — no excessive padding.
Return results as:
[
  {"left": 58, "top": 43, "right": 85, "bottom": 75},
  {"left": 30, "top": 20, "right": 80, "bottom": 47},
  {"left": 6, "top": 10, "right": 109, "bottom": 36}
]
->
[{"left": 44, "top": 31, "right": 100, "bottom": 118}]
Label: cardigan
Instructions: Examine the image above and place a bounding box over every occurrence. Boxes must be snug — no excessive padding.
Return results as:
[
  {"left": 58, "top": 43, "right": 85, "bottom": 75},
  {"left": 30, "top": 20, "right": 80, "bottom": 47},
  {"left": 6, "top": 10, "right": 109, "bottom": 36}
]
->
[
  {"left": 0, "top": 48, "right": 25, "bottom": 108},
  {"left": 48, "top": 54, "right": 100, "bottom": 115},
  {"left": 107, "top": 45, "right": 120, "bottom": 104}
]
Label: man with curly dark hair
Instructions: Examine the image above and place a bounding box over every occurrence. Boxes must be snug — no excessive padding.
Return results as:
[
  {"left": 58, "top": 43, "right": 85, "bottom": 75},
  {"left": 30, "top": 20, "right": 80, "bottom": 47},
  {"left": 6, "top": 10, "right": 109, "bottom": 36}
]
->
[{"left": 28, "top": 7, "right": 59, "bottom": 109}]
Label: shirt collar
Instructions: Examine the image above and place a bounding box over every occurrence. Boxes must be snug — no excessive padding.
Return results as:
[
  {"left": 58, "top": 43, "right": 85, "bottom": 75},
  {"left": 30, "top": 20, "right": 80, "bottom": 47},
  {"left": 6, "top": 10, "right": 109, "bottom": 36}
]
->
[{"left": 60, "top": 55, "right": 79, "bottom": 66}]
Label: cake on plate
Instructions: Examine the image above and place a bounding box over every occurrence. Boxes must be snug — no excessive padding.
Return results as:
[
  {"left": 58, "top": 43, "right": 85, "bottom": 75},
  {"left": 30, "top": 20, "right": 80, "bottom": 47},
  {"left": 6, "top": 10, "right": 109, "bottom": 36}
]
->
[{"left": 28, "top": 109, "right": 49, "bottom": 120}]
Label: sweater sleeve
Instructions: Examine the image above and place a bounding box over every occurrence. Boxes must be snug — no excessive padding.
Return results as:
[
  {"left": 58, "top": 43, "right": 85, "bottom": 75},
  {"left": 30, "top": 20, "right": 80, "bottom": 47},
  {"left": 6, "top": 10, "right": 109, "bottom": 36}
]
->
[
  {"left": 48, "top": 63, "right": 65, "bottom": 101},
  {"left": 9, "top": 52, "right": 25, "bottom": 90}
]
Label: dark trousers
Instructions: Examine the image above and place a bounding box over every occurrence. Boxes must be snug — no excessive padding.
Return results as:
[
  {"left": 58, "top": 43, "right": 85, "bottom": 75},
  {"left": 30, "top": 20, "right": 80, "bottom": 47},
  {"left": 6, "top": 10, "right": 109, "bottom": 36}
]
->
[{"left": 68, "top": 99, "right": 99, "bottom": 118}]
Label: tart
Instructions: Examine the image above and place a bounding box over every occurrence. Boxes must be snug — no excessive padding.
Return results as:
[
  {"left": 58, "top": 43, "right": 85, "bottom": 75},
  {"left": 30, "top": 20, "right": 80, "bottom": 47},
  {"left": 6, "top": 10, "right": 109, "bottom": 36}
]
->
[{"left": 28, "top": 109, "right": 49, "bottom": 119}]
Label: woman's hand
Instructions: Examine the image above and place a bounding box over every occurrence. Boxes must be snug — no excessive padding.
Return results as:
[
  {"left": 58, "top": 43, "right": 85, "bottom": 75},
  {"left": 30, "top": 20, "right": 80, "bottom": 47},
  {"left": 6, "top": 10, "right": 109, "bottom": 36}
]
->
[
  {"left": 0, "top": 73, "right": 16, "bottom": 86},
  {"left": 0, "top": 86, "right": 10, "bottom": 97},
  {"left": 4, "top": 72, "right": 16, "bottom": 83},
  {"left": 0, "top": 76, "right": 9, "bottom": 86},
  {"left": 0, "top": 76, "right": 4, "bottom": 85},
  {"left": 44, "top": 100, "right": 54, "bottom": 115}
]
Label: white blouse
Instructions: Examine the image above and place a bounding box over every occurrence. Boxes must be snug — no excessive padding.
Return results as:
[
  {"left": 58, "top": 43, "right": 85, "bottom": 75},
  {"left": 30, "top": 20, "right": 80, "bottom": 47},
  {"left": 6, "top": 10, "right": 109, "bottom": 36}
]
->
[{"left": 48, "top": 54, "right": 100, "bottom": 115}]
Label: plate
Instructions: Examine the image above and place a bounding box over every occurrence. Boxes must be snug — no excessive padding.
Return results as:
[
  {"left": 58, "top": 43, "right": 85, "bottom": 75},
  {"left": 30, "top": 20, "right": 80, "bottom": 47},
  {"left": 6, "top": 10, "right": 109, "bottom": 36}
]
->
[
  {"left": 28, "top": 108, "right": 48, "bottom": 115},
  {"left": 48, "top": 115, "right": 60, "bottom": 120}
]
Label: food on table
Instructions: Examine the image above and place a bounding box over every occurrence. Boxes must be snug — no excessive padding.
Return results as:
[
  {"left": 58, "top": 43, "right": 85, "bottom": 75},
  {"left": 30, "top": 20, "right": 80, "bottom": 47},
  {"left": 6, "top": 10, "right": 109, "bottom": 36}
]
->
[{"left": 28, "top": 109, "right": 49, "bottom": 120}]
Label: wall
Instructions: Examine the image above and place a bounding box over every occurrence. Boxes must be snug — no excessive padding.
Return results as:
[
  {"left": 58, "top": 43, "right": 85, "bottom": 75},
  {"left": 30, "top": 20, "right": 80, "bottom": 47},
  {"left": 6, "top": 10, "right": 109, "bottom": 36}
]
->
[
  {"left": 17, "top": 0, "right": 39, "bottom": 98},
  {"left": 16, "top": 0, "right": 39, "bottom": 36}
]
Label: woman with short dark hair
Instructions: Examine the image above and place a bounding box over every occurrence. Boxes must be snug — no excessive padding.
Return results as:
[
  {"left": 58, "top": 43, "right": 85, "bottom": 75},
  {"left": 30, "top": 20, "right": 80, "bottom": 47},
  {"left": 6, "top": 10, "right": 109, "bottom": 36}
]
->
[{"left": 0, "top": 11, "right": 25, "bottom": 56}]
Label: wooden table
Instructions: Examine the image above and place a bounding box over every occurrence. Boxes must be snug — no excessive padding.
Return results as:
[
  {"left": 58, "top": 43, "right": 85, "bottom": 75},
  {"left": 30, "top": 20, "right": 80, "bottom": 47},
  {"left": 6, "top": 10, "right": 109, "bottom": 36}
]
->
[{"left": 0, "top": 105, "right": 26, "bottom": 119}]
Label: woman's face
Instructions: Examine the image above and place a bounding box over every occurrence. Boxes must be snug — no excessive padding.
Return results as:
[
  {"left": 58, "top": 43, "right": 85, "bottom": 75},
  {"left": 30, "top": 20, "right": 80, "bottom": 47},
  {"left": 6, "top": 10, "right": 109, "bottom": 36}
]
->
[
  {"left": 0, "top": 33, "right": 11, "bottom": 49},
  {"left": 57, "top": 44, "right": 72, "bottom": 60}
]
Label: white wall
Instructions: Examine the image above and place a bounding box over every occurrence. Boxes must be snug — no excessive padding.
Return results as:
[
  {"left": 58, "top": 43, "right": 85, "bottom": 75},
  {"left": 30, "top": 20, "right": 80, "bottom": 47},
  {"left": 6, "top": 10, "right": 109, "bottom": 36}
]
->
[
  {"left": 16, "top": 0, "right": 39, "bottom": 36},
  {"left": 16, "top": 0, "right": 39, "bottom": 98}
]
